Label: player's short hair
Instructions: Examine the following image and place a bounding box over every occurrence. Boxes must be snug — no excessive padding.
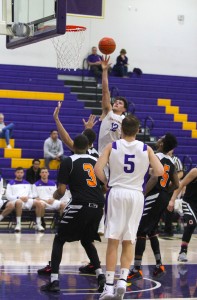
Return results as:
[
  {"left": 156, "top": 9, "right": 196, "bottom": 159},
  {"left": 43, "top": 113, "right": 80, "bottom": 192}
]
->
[
  {"left": 114, "top": 96, "right": 128, "bottom": 111},
  {"left": 0, "top": 113, "right": 4, "bottom": 118},
  {"left": 32, "top": 158, "right": 40, "bottom": 164},
  {"left": 73, "top": 134, "right": 89, "bottom": 151},
  {"left": 122, "top": 114, "right": 140, "bottom": 136},
  {"left": 15, "top": 167, "right": 24, "bottom": 172},
  {"left": 83, "top": 129, "right": 96, "bottom": 146},
  {"left": 40, "top": 167, "right": 48, "bottom": 172},
  {"left": 50, "top": 129, "right": 58, "bottom": 134},
  {"left": 162, "top": 133, "right": 178, "bottom": 153}
]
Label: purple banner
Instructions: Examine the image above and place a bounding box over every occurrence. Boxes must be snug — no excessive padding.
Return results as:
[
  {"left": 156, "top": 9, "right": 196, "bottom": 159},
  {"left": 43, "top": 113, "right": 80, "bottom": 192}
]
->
[{"left": 67, "top": 0, "right": 103, "bottom": 17}]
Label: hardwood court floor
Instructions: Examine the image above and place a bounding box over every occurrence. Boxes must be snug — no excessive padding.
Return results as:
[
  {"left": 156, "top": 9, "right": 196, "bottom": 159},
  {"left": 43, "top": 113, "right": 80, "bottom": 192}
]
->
[{"left": 0, "top": 233, "right": 197, "bottom": 300}]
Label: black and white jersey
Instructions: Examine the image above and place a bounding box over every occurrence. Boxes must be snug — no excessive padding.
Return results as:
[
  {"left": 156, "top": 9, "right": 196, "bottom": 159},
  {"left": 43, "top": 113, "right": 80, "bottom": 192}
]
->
[
  {"left": 87, "top": 147, "right": 99, "bottom": 159},
  {"left": 58, "top": 154, "right": 105, "bottom": 206},
  {"left": 183, "top": 170, "right": 197, "bottom": 206},
  {"left": 147, "top": 152, "right": 175, "bottom": 196}
]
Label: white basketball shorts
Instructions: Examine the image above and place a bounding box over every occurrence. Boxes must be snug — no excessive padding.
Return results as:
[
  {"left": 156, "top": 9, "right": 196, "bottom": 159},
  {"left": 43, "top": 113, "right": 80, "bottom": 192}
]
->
[{"left": 105, "top": 187, "right": 144, "bottom": 243}]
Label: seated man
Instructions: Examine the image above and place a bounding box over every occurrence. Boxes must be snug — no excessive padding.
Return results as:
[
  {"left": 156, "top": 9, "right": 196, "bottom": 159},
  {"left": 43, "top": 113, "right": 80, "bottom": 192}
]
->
[
  {"left": 0, "top": 174, "right": 17, "bottom": 222},
  {"left": 113, "top": 48, "right": 129, "bottom": 77},
  {"left": 87, "top": 46, "right": 102, "bottom": 79},
  {"left": 32, "top": 168, "right": 67, "bottom": 217},
  {"left": 0, "top": 113, "right": 15, "bottom": 148},
  {"left": 5, "top": 167, "right": 45, "bottom": 232},
  {"left": 26, "top": 159, "right": 41, "bottom": 184},
  {"left": 43, "top": 130, "right": 65, "bottom": 169}
]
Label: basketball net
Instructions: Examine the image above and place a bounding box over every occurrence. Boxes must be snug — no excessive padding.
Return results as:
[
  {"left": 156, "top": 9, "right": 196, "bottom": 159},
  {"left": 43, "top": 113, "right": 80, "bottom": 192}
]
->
[{"left": 51, "top": 25, "right": 86, "bottom": 71}]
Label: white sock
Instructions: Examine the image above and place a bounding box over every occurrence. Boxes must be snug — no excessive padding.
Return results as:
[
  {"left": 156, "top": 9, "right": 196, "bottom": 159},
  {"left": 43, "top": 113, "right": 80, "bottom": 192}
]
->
[
  {"left": 51, "top": 273, "right": 59, "bottom": 282},
  {"left": 36, "top": 217, "right": 41, "bottom": 225},
  {"left": 16, "top": 217, "right": 21, "bottom": 224},
  {"left": 95, "top": 268, "right": 103, "bottom": 278},
  {"left": 106, "top": 271, "right": 115, "bottom": 285},
  {"left": 120, "top": 268, "right": 129, "bottom": 281},
  {"left": 0, "top": 215, "right": 4, "bottom": 221}
]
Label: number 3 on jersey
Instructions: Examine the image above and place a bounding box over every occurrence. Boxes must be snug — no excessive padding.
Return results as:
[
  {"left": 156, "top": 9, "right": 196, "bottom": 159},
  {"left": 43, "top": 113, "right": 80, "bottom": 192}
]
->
[
  {"left": 160, "top": 164, "right": 170, "bottom": 187},
  {"left": 83, "top": 163, "right": 97, "bottom": 187}
]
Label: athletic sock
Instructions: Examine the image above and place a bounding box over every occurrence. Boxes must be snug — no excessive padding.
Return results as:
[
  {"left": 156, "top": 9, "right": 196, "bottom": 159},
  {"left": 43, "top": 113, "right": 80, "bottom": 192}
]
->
[
  {"left": 180, "top": 243, "right": 188, "bottom": 253},
  {"left": 106, "top": 271, "right": 115, "bottom": 285},
  {"left": 51, "top": 273, "right": 59, "bottom": 282}
]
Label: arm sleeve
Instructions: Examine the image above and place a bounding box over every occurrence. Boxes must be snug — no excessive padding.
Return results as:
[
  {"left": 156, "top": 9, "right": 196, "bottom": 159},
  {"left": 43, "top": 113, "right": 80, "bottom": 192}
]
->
[
  {"left": 58, "top": 140, "right": 64, "bottom": 156},
  {"left": 5, "top": 184, "right": 18, "bottom": 201},
  {"left": 32, "top": 184, "right": 38, "bottom": 198},
  {"left": 44, "top": 140, "right": 55, "bottom": 158},
  {"left": 57, "top": 157, "right": 72, "bottom": 185}
]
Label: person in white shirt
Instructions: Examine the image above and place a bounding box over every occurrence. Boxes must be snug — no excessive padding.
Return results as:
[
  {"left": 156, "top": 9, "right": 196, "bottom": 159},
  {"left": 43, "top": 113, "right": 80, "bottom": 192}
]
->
[
  {"left": 95, "top": 114, "right": 164, "bottom": 300},
  {"left": 98, "top": 56, "right": 128, "bottom": 155},
  {"left": 0, "top": 175, "right": 16, "bottom": 221},
  {"left": 32, "top": 168, "right": 68, "bottom": 216},
  {"left": 43, "top": 130, "right": 64, "bottom": 169},
  {"left": 6, "top": 167, "right": 45, "bottom": 232}
]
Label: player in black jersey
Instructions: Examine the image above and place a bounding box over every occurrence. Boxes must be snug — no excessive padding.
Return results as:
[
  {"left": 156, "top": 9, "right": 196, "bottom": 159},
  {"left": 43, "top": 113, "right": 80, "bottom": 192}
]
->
[
  {"left": 40, "top": 134, "right": 105, "bottom": 293},
  {"left": 170, "top": 167, "right": 197, "bottom": 262},
  {"left": 128, "top": 133, "right": 179, "bottom": 282}
]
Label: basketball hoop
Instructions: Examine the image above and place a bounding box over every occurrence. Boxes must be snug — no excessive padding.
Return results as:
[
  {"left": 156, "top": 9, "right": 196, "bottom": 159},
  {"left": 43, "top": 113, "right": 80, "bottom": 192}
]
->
[{"left": 51, "top": 25, "right": 86, "bottom": 71}]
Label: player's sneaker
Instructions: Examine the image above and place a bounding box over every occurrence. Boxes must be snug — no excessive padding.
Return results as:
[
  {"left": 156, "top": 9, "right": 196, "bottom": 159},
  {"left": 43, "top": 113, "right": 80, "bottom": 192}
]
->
[
  {"left": 15, "top": 224, "right": 21, "bottom": 232},
  {"left": 127, "top": 269, "right": 143, "bottom": 283},
  {"left": 152, "top": 265, "right": 166, "bottom": 279},
  {"left": 40, "top": 280, "right": 60, "bottom": 292},
  {"left": 79, "top": 263, "right": 96, "bottom": 274},
  {"left": 114, "top": 279, "right": 127, "bottom": 299},
  {"left": 178, "top": 252, "right": 188, "bottom": 262},
  {"left": 37, "top": 261, "right": 52, "bottom": 275},
  {"left": 35, "top": 224, "right": 45, "bottom": 232},
  {"left": 97, "top": 274, "right": 106, "bottom": 292},
  {"left": 99, "top": 284, "right": 114, "bottom": 299}
]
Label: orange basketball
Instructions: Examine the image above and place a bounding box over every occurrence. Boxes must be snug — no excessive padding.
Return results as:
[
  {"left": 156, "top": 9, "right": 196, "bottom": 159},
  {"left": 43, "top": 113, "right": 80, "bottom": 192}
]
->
[{"left": 98, "top": 37, "right": 116, "bottom": 55}]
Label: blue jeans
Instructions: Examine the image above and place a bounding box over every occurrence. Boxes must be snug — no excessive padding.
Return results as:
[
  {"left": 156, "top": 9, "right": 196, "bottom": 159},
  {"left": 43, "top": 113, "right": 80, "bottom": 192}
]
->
[{"left": 0, "top": 123, "right": 15, "bottom": 145}]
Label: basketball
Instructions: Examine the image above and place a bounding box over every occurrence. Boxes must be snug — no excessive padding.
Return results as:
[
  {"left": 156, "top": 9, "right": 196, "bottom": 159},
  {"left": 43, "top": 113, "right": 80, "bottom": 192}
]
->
[{"left": 98, "top": 37, "right": 116, "bottom": 55}]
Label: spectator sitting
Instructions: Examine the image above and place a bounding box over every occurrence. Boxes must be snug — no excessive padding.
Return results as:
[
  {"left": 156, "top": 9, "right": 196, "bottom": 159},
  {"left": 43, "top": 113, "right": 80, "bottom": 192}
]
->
[
  {"left": 43, "top": 130, "right": 65, "bottom": 169},
  {"left": 5, "top": 167, "right": 45, "bottom": 232},
  {"left": 0, "top": 113, "right": 15, "bottom": 148},
  {"left": 26, "top": 159, "right": 41, "bottom": 184},
  {"left": 87, "top": 46, "right": 102, "bottom": 80},
  {"left": 0, "top": 174, "right": 16, "bottom": 223},
  {"left": 113, "top": 49, "right": 129, "bottom": 77},
  {"left": 32, "top": 168, "right": 67, "bottom": 218}
]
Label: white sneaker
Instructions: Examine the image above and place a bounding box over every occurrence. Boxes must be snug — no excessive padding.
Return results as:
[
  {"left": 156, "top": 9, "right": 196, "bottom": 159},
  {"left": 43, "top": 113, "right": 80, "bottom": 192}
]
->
[
  {"left": 114, "top": 279, "right": 126, "bottom": 300},
  {"left": 99, "top": 284, "right": 114, "bottom": 299},
  {"left": 15, "top": 224, "right": 21, "bottom": 232},
  {"left": 178, "top": 252, "right": 188, "bottom": 262},
  {"left": 6, "top": 144, "right": 12, "bottom": 149},
  {"left": 35, "top": 224, "right": 45, "bottom": 232}
]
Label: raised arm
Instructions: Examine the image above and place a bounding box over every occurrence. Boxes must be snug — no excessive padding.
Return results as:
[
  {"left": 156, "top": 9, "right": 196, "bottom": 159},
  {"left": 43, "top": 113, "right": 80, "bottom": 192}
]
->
[
  {"left": 94, "top": 143, "right": 112, "bottom": 185},
  {"left": 101, "top": 56, "right": 112, "bottom": 118},
  {"left": 53, "top": 101, "right": 74, "bottom": 151}
]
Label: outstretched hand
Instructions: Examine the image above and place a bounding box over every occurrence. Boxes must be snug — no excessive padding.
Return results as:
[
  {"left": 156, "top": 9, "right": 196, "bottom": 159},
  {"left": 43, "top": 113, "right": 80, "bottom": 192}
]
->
[
  {"left": 83, "top": 114, "right": 97, "bottom": 129},
  {"left": 53, "top": 101, "right": 62, "bottom": 121},
  {"left": 101, "top": 55, "right": 111, "bottom": 71}
]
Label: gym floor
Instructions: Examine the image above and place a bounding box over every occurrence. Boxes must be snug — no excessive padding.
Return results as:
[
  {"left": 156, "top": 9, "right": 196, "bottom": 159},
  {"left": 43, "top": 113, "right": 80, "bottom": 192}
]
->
[{"left": 0, "top": 233, "right": 196, "bottom": 299}]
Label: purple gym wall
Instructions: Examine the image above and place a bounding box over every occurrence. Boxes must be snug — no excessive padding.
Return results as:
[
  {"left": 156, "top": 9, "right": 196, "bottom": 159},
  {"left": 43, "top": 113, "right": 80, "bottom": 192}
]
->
[{"left": 67, "top": 0, "right": 104, "bottom": 17}]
